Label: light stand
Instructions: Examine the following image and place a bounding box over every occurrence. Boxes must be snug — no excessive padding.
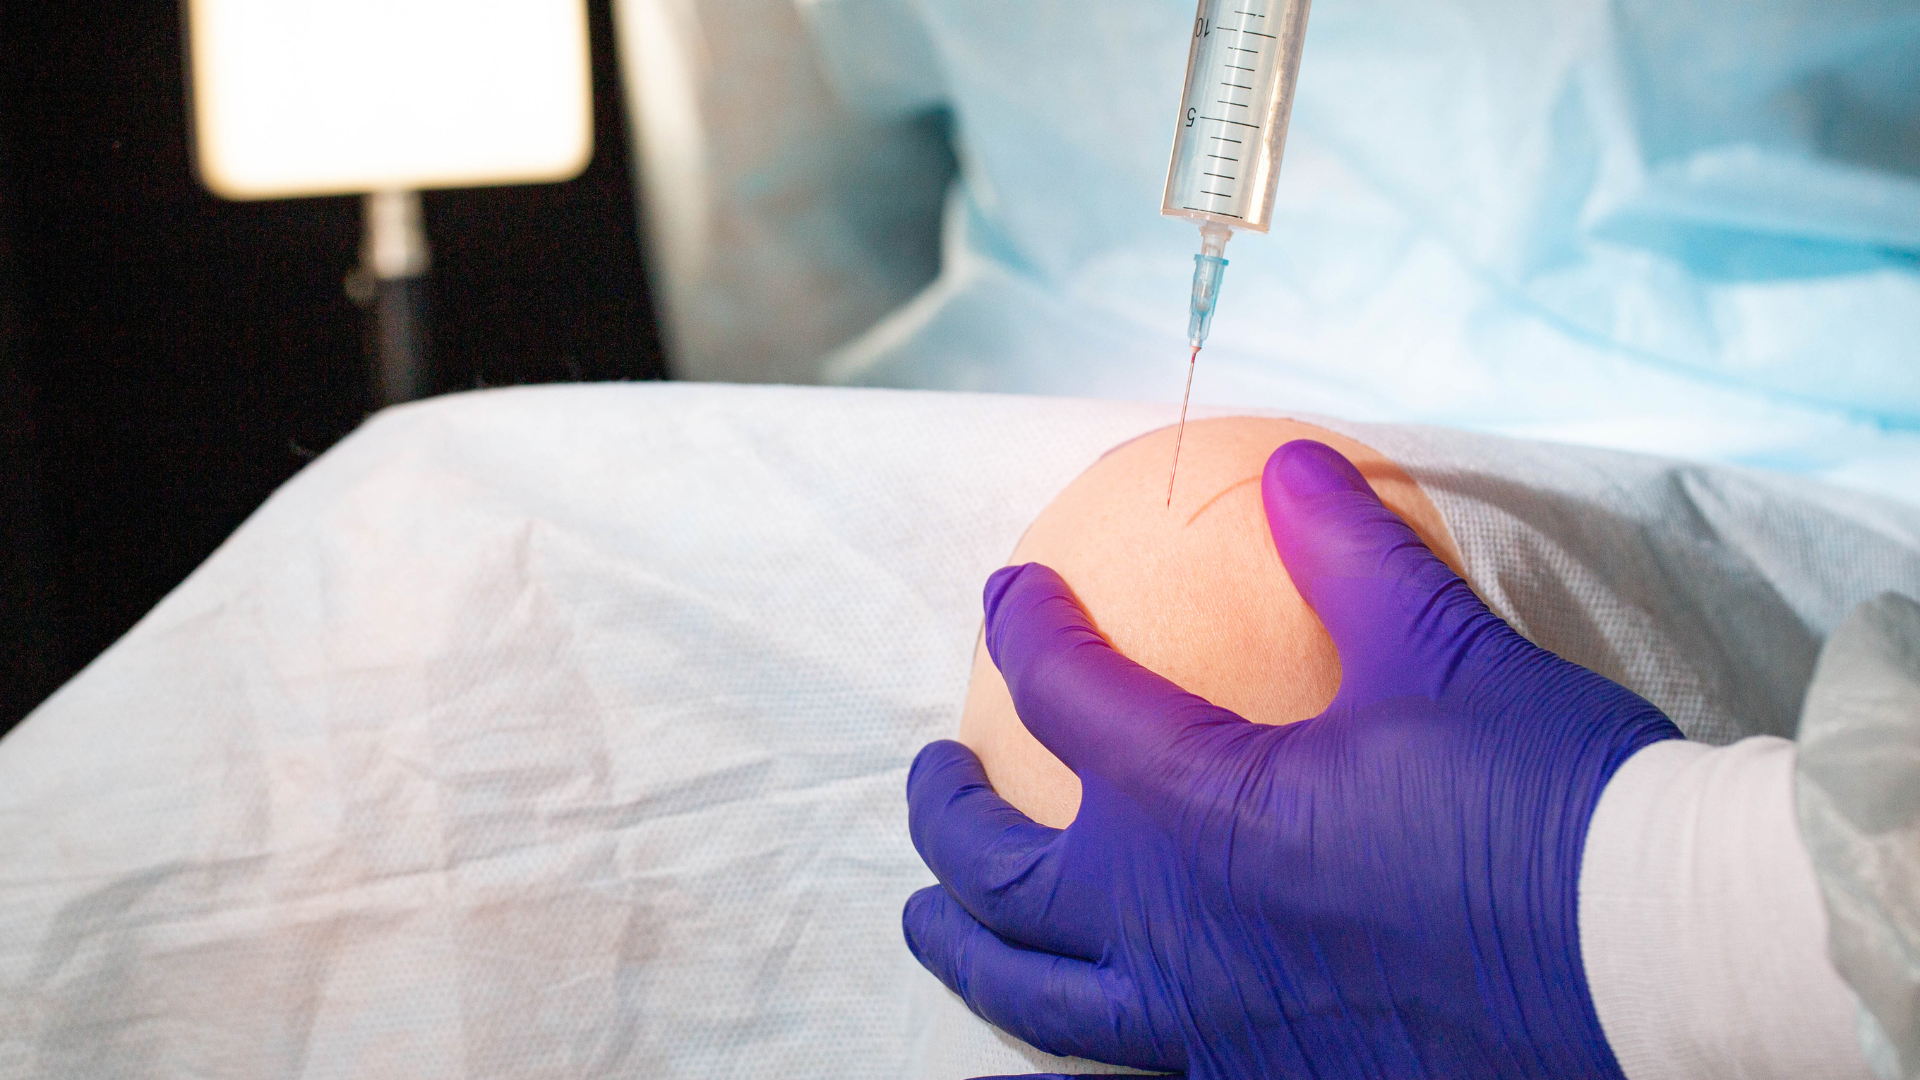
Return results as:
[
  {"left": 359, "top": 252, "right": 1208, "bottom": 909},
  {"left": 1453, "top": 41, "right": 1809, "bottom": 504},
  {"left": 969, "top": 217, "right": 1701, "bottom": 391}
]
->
[
  {"left": 347, "top": 191, "right": 431, "bottom": 405},
  {"left": 186, "top": 0, "right": 595, "bottom": 408}
]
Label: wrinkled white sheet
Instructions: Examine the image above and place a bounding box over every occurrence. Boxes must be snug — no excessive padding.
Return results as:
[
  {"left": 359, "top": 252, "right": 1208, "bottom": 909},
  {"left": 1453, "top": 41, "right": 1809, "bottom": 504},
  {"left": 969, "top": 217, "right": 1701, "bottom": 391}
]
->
[
  {"left": 6, "top": 382, "right": 1920, "bottom": 1078},
  {"left": 1799, "top": 595, "right": 1920, "bottom": 1080}
]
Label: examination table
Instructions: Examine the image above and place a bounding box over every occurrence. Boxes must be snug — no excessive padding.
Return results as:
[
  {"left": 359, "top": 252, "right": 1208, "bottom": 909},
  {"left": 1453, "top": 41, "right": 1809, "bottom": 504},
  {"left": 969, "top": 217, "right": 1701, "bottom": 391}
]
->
[{"left": 6, "top": 381, "right": 1920, "bottom": 1077}]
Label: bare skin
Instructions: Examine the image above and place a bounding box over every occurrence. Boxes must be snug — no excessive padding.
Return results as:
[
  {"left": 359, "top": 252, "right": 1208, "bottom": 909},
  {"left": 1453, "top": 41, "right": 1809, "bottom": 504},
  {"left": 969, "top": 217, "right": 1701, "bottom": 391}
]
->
[{"left": 957, "top": 417, "right": 1464, "bottom": 828}]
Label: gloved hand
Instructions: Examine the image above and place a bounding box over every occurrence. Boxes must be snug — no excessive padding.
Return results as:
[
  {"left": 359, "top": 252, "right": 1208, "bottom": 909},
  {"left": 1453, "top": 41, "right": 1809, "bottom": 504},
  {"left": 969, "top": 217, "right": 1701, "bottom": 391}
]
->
[{"left": 903, "top": 439, "right": 1684, "bottom": 1079}]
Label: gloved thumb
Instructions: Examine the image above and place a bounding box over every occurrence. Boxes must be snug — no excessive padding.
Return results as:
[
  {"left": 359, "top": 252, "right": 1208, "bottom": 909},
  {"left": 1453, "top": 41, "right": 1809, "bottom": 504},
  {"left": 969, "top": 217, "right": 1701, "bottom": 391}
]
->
[{"left": 1261, "top": 439, "right": 1506, "bottom": 703}]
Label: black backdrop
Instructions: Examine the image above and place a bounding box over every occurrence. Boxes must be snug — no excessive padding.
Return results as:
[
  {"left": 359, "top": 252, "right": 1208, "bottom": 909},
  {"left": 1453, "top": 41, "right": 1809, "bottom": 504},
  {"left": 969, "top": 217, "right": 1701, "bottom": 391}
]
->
[{"left": 0, "top": 1, "right": 668, "bottom": 734}]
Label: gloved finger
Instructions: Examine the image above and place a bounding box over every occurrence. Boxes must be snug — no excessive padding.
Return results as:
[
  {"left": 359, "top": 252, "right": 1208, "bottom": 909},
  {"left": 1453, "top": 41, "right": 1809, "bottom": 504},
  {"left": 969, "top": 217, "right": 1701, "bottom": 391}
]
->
[
  {"left": 983, "top": 563, "right": 1246, "bottom": 798},
  {"left": 907, "top": 740, "right": 1111, "bottom": 960},
  {"left": 903, "top": 885, "right": 1179, "bottom": 1074},
  {"left": 1260, "top": 439, "right": 1513, "bottom": 702}
]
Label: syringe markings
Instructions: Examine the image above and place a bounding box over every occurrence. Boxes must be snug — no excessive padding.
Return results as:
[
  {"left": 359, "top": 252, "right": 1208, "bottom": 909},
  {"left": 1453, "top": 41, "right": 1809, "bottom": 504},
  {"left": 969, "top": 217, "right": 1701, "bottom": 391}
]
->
[{"left": 1170, "top": 3, "right": 1285, "bottom": 215}]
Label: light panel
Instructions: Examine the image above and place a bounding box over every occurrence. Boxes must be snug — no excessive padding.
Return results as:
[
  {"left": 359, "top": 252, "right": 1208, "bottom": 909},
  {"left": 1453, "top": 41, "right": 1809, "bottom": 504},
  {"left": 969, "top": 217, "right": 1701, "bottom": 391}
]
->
[{"left": 189, "top": 0, "right": 594, "bottom": 199}]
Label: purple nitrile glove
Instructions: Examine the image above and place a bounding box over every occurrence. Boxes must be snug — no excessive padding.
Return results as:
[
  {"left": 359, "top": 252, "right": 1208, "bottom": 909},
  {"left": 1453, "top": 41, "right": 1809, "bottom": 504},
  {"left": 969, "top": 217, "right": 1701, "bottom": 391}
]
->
[{"left": 903, "top": 439, "right": 1683, "bottom": 1079}]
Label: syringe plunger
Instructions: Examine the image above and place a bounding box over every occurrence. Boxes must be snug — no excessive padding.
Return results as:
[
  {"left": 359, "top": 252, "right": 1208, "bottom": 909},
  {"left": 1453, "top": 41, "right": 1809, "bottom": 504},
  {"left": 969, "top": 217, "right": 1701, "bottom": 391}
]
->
[{"left": 1187, "top": 222, "right": 1231, "bottom": 349}]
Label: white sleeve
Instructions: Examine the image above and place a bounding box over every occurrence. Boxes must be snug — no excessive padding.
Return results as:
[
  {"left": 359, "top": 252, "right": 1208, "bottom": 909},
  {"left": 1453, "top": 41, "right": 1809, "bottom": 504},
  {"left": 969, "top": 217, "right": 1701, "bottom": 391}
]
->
[{"left": 1578, "top": 736, "right": 1875, "bottom": 1080}]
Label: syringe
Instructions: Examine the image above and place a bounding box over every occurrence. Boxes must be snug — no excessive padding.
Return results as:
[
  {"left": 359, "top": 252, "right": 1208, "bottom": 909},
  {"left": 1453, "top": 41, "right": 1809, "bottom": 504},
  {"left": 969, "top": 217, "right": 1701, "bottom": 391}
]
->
[{"left": 1161, "top": 0, "right": 1312, "bottom": 504}]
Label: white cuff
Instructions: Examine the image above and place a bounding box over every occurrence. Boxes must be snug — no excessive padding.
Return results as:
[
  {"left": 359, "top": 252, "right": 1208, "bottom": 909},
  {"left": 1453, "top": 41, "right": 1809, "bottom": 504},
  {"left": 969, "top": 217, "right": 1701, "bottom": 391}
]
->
[{"left": 1579, "top": 737, "right": 1873, "bottom": 1080}]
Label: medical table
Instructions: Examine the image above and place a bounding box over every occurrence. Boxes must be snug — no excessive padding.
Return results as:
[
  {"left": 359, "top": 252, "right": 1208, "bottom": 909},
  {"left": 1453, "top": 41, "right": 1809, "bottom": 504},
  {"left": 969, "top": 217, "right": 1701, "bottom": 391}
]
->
[{"left": 7, "top": 381, "right": 1920, "bottom": 1076}]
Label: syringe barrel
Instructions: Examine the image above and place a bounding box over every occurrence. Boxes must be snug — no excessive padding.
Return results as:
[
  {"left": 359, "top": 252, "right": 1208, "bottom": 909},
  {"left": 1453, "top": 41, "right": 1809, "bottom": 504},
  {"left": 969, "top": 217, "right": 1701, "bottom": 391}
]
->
[{"left": 1161, "top": 0, "right": 1312, "bottom": 234}]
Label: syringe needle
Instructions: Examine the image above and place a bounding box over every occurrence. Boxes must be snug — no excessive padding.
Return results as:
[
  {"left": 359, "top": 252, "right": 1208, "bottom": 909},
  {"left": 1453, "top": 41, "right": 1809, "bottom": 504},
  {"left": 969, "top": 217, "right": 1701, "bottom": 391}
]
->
[{"left": 1166, "top": 345, "right": 1200, "bottom": 507}]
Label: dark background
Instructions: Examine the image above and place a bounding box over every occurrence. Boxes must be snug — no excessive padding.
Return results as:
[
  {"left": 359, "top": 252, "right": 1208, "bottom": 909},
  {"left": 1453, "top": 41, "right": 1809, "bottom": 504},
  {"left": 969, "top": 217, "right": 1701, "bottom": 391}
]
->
[{"left": 0, "top": 1, "right": 667, "bottom": 735}]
